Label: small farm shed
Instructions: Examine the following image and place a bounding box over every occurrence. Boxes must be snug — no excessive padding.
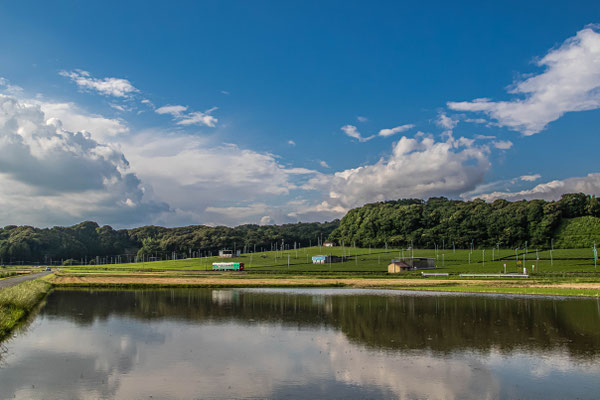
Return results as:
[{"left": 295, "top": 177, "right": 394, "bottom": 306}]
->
[
  {"left": 219, "top": 249, "right": 241, "bottom": 258},
  {"left": 312, "top": 255, "right": 346, "bottom": 264},
  {"left": 388, "top": 257, "right": 435, "bottom": 273}
]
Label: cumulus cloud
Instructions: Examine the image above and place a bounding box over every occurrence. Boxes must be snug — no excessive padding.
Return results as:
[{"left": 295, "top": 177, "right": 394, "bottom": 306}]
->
[
  {"left": 448, "top": 26, "right": 600, "bottom": 135},
  {"left": 378, "top": 124, "right": 415, "bottom": 137},
  {"left": 35, "top": 100, "right": 129, "bottom": 141},
  {"left": 357, "top": 116, "right": 368, "bottom": 122},
  {"left": 260, "top": 215, "right": 272, "bottom": 225},
  {"left": 319, "top": 160, "right": 330, "bottom": 168},
  {"left": 59, "top": 69, "right": 139, "bottom": 98},
  {"left": 301, "top": 135, "right": 490, "bottom": 216},
  {"left": 119, "top": 132, "right": 311, "bottom": 226},
  {"left": 155, "top": 104, "right": 218, "bottom": 127},
  {"left": 521, "top": 174, "right": 541, "bottom": 182},
  {"left": 472, "top": 173, "right": 600, "bottom": 202},
  {"left": 0, "top": 94, "right": 168, "bottom": 227},
  {"left": 340, "top": 125, "right": 374, "bottom": 142},
  {"left": 288, "top": 140, "right": 296, "bottom": 146}
]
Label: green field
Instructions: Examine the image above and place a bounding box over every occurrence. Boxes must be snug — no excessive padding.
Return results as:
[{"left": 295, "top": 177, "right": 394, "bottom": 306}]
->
[{"left": 58, "top": 246, "right": 600, "bottom": 276}]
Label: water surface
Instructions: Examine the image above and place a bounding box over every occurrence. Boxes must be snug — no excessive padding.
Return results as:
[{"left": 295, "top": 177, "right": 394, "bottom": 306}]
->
[{"left": 1, "top": 288, "right": 599, "bottom": 399}]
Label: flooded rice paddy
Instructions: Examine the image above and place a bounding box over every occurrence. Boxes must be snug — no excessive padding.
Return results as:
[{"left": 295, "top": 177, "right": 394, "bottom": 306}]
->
[{"left": 1, "top": 288, "right": 599, "bottom": 399}]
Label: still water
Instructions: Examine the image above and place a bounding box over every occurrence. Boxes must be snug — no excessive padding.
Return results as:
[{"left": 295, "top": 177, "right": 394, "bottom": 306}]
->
[{"left": 1, "top": 288, "right": 599, "bottom": 399}]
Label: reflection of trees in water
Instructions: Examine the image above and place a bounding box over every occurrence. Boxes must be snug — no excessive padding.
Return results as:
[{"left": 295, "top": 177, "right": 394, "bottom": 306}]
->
[{"left": 42, "top": 289, "right": 600, "bottom": 359}]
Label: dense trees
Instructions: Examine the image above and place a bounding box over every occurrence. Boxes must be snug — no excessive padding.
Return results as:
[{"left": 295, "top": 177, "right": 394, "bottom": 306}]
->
[
  {"left": 0, "top": 220, "right": 339, "bottom": 263},
  {"left": 329, "top": 193, "right": 600, "bottom": 249},
  {"left": 1, "top": 192, "right": 599, "bottom": 263}
]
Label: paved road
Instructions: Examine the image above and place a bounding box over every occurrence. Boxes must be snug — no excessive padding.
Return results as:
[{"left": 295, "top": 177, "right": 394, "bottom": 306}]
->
[{"left": 0, "top": 271, "right": 52, "bottom": 289}]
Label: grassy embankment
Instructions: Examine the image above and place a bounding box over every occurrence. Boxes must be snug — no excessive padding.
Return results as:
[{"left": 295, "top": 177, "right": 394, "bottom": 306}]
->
[
  {"left": 0, "top": 277, "right": 52, "bottom": 341},
  {"left": 43, "top": 246, "right": 600, "bottom": 297},
  {"left": 0, "top": 271, "right": 18, "bottom": 280}
]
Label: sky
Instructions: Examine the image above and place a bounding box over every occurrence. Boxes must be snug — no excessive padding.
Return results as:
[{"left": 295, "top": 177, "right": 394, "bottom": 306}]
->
[{"left": 0, "top": 1, "right": 600, "bottom": 228}]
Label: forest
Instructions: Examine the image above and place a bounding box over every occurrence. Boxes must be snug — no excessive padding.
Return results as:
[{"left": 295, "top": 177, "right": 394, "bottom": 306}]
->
[
  {"left": 329, "top": 193, "right": 600, "bottom": 248},
  {"left": 0, "top": 221, "right": 339, "bottom": 264},
  {"left": 0, "top": 192, "right": 599, "bottom": 263}
]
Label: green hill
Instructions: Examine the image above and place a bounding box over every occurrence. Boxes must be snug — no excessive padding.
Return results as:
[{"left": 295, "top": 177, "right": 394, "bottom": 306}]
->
[{"left": 554, "top": 216, "right": 600, "bottom": 248}]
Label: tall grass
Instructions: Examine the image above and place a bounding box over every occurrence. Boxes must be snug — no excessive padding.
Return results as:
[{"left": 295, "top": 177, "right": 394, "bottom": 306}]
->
[{"left": 0, "top": 279, "right": 51, "bottom": 340}]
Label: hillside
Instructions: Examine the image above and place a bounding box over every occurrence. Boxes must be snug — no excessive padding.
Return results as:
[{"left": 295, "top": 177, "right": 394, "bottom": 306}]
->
[
  {"left": 554, "top": 216, "right": 600, "bottom": 248},
  {"left": 329, "top": 193, "right": 600, "bottom": 249}
]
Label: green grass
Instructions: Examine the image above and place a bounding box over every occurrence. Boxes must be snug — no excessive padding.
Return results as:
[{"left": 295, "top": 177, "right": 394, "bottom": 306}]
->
[
  {"left": 0, "top": 279, "right": 52, "bottom": 341},
  {"left": 555, "top": 216, "right": 600, "bottom": 248},
  {"left": 59, "top": 246, "right": 600, "bottom": 276}
]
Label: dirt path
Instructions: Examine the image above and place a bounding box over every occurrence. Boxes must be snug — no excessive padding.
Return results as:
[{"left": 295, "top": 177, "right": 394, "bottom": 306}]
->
[
  {"left": 50, "top": 275, "right": 600, "bottom": 291},
  {"left": 0, "top": 271, "right": 51, "bottom": 289}
]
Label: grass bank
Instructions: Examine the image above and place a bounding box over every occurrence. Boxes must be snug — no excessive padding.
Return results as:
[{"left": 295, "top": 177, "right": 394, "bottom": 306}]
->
[
  {"left": 0, "top": 272, "right": 18, "bottom": 280},
  {"left": 49, "top": 273, "right": 600, "bottom": 297},
  {"left": 0, "top": 279, "right": 52, "bottom": 341}
]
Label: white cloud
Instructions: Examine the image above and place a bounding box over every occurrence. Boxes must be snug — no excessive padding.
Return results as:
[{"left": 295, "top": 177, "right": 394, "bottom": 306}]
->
[
  {"left": 155, "top": 105, "right": 187, "bottom": 116},
  {"left": 0, "top": 94, "right": 168, "bottom": 227},
  {"left": 466, "top": 118, "right": 489, "bottom": 124},
  {"left": 120, "top": 132, "right": 309, "bottom": 226},
  {"left": 288, "top": 140, "right": 296, "bottom": 146},
  {"left": 205, "top": 203, "right": 270, "bottom": 219},
  {"left": 341, "top": 125, "right": 374, "bottom": 142},
  {"left": 109, "top": 103, "right": 126, "bottom": 112},
  {"left": 492, "top": 140, "right": 513, "bottom": 149},
  {"left": 448, "top": 26, "right": 600, "bottom": 135},
  {"left": 155, "top": 104, "right": 218, "bottom": 127},
  {"left": 59, "top": 69, "right": 139, "bottom": 98},
  {"left": 378, "top": 124, "right": 415, "bottom": 137},
  {"left": 472, "top": 173, "right": 600, "bottom": 202},
  {"left": 177, "top": 112, "right": 218, "bottom": 127},
  {"left": 301, "top": 135, "right": 490, "bottom": 217},
  {"left": 319, "top": 160, "right": 330, "bottom": 168},
  {"left": 520, "top": 174, "right": 541, "bottom": 182},
  {"left": 35, "top": 100, "right": 129, "bottom": 141},
  {"left": 141, "top": 99, "right": 154, "bottom": 108},
  {"left": 220, "top": 90, "right": 230, "bottom": 95},
  {"left": 436, "top": 114, "right": 458, "bottom": 130},
  {"left": 0, "top": 77, "right": 23, "bottom": 95},
  {"left": 260, "top": 215, "right": 272, "bottom": 225},
  {"left": 474, "top": 134, "right": 496, "bottom": 140},
  {"left": 357, "top": 116, "right": 368, "bottom": 122}
]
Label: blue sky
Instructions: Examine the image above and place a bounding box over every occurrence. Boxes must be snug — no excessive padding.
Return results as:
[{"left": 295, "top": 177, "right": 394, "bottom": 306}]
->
[{"left": 0, "top": 1, "right": 599, "bottom": 228}]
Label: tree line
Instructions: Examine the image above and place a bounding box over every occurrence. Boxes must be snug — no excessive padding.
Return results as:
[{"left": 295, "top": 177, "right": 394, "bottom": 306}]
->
[
  {"left": 0, "top": 220, "right": 339, "bottom": 264},
  {"left": 1, "top": 192, "right": 598, "bottom": 263},
  {"left": 329, "top": 193, "right": 600, "bottom": 249}
]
